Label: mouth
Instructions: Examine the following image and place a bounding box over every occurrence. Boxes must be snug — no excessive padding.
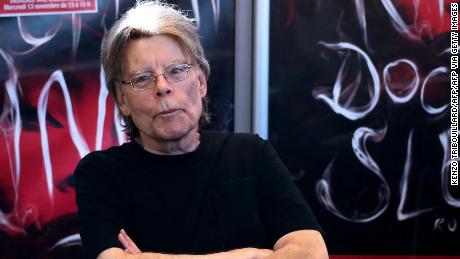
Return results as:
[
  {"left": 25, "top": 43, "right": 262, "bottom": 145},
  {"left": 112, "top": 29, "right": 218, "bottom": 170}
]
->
[{"left": 156, "top": 109, "right": 183, "bottom": 118}]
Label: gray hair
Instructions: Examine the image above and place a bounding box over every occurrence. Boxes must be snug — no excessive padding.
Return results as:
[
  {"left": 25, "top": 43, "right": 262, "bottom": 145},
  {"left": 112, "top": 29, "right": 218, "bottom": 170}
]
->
[{"left": 101, "top": 1, "right": 211, "bottom": 140}]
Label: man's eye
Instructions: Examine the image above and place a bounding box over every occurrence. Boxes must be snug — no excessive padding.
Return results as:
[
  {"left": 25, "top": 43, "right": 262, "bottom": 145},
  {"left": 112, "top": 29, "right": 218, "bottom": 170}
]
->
[
  {"left": 169, "top": 67, "right": 185, "bottom": 74},
  {"left": 133, "top": 75, "right": 151, "bottom": 83}
]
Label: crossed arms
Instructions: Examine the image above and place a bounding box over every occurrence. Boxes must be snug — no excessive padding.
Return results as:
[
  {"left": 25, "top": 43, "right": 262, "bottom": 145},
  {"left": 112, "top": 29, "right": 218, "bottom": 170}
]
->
[{"left": 97, "top": 229, "right": 328, "bottom": 259}]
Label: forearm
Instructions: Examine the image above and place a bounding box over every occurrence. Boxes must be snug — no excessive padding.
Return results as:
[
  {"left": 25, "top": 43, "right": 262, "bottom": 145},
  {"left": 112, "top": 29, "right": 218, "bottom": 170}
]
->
[
  {"left": 129, "top": 252, "right": 222, "bottom": 259},
  {"left": 130, "top": 250, "right": 247, "bottom": 259},
  {"left": 109, "top": 229, "right": 271, "bottom": 259},
  {"left": 98, "top": 247, "right": 272, "bottom": 259},
  {"left": 264, "top": 230, "right": 328, "bottom": 259}
]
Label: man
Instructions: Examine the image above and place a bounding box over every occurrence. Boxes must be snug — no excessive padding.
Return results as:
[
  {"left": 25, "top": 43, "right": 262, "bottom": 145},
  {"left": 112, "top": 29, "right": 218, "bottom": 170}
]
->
[{"left": 74, "top": 1, "right": 328, "bottom": 258}]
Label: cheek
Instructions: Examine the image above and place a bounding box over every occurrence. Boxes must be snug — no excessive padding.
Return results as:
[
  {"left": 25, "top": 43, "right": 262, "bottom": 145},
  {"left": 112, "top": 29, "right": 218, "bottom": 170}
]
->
[
  {"left": 125, "top": 97, "right": 156, "bottom": 122},
  {"left": 127, "top": 94, "right": 153, "bottom": 113},
  {"left": 185, "top": 83, "right": 203, "bottom": 105}
]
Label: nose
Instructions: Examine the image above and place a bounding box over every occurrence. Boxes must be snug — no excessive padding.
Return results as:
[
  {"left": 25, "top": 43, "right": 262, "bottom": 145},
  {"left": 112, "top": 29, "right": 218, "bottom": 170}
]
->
[{"left": 154, "top": 74, "right": 173, "bottom": 97}]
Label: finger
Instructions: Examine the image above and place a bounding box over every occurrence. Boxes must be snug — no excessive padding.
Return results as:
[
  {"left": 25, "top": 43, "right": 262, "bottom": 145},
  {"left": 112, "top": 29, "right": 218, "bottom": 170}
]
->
[
  {"left": 121, "top": 229, "right": 135, "bottom": 245},
  {"left": 121, "top": 229, "right": 141, "bottom": 253},
  {"left": 118, "top": 231, "right": 130, "bottom": 250},
  {"left": 118, "top": 229, "right": 136, "bottom": 254},
  {"left": 119, "top": 229, "right": 141, "bottom": 253}
]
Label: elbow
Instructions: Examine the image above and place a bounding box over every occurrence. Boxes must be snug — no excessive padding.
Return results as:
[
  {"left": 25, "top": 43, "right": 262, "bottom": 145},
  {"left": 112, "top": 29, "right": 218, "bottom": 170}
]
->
[
  {"left": 300, "top": 245, "right": 329, "bottom": 259},
  {"left": 278, "top": 243, "right": 329, "bottom": 259},
  {"left": 305, "top": 241, "right": 329, "bottom": 259},
  {"left": 309, "top": 250, "right": 329, "bottom": 259}
]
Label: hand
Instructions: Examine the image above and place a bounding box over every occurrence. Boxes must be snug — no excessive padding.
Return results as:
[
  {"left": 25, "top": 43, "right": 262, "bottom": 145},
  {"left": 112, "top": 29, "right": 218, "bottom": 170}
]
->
[
  {"left": 118, "top": 229, "right": 141, "bottom": 254},
  {"left": 117, "top": 229, "right": 273, "bottom": 259}
]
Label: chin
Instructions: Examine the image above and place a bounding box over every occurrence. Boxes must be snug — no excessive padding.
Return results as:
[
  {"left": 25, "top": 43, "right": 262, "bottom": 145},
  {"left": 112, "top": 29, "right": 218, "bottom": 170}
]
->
[
  {"left": 148, "top": 114, "right": 199, "bottom": 141},
  {"left": 155, "top": 125, "right": 195, "bottom": 141}
]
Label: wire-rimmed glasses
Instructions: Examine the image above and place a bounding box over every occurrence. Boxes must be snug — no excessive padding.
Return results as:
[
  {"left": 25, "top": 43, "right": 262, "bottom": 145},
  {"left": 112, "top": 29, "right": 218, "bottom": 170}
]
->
[{"left": 120, "top": 63, "right": 192, "bottom": 91}]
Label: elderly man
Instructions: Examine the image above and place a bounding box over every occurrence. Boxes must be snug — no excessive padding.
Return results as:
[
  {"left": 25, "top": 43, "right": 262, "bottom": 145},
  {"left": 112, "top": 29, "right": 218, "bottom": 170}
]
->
[{"left": 74, "top": 1, "right": 328, "bottom": 259}]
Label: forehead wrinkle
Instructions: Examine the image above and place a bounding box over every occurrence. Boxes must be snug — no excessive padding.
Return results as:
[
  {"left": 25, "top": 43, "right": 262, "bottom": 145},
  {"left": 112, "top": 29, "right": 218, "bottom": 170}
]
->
[
  {"left": 125, "top": 54, "right": 158, "bottom": 77},
  {"left": 123, "top": 35, "right": 190, "bottom": 78}
]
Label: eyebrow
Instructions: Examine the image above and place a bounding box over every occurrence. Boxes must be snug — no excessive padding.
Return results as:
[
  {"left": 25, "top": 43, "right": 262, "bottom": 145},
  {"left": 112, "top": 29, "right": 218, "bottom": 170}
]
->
[
  {"left": 166, "top": 59, "right": 188, "bottom": 66},
  {"left": 127, "top": 59, "right": 189, "bottom": 77}
]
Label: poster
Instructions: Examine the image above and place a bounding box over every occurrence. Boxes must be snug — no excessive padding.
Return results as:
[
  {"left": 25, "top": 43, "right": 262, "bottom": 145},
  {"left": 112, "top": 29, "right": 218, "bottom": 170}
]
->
[
  {"left": 269, "top": 0, "right": 459, "bottom": 255},
  {"left": 0, "top": 0, "right": 234, "bottom": 257}
]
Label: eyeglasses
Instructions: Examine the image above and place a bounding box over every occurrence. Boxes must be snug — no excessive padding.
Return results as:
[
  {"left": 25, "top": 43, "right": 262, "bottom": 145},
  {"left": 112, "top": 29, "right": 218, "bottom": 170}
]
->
[{"left": 120, "top": 64, "right": 192, "bottom": 91}]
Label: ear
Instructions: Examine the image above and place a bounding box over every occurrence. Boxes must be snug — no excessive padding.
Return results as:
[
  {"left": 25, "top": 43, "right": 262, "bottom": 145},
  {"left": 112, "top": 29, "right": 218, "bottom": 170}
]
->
[
  {"left": 196, "top": 68, "right": 208, "bottom": 98},
  {"left": 115, "top": 85, "right": 131, "bottom": 116}
]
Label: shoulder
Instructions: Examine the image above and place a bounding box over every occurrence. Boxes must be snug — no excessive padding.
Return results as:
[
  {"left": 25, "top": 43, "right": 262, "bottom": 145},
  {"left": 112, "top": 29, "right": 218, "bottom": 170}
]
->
[
  {"left": 203, "top": 132, "right": 270, "bottom": 180},
  {"left": 78, "top": 144, "right": 129, "bottom": 166},
  {"left": 73, "top": 143, "right": 134, "bottom": 181},
  {"left": 225, "top": 133, "right": 267, "bottom": 160}
]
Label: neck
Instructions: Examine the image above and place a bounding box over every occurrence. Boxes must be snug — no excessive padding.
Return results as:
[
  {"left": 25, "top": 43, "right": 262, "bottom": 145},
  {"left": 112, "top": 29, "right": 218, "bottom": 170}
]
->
[{"left": 136, "top": 130, "right": 201, "bottom": 155}]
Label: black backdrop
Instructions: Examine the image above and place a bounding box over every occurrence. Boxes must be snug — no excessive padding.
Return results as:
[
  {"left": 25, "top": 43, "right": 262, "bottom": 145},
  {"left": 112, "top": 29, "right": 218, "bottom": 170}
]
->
[{"left": 269, "top": 0, "right": 458, "bottom": 255}]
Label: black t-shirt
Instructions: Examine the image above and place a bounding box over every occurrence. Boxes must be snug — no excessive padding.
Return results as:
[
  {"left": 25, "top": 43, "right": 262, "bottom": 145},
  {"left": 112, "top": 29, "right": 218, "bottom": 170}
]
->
[{"left": 74, "top": 132, "right": 321, "bottom": 259}]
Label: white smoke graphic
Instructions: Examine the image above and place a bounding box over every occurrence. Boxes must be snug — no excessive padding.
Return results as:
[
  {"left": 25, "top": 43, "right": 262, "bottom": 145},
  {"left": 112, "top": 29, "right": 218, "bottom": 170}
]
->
[
  {"left": 211, "top": 0, "right": 220, "bottom": 32},
  {"left": 0, "top": 0, "right": 136, "bottom": 249},
  {"left": 353, "top": 0, "right": 371, "bottom": 50},
  {"left": 96, "top": 66, "right": 109, "bottom": 150},
  {"left": 15, "top": 16, "right": 63, "bottom": 55},
  {"left": 313, "top": 42, "right": 380, "bottom": 121},
  {"left": 50, "top": 233, "right": 82, "bottom": 250},
  {"left": 380, "top": 0, "right": 420, "bottom": 40},
  {"left": 191, "top": 0, "right": 220, "bottom": 31},
  {"left": 314, "top": 1, "right": 453, "bottom": 226},
  {"left": 396, "top": 130, "right": 434, "bottom": 221},
  {"left": 420, "top": 66, "right": 449, "bottom": 115},
  {"left": 37, "top": 70, "right": 91, "bottom": 200},
  {"left": 383, "top": 59, "right": 419, "bottom": 104},
  {"left": 317, "top": 126, "right": 390, "bottom": 222},
  {"left": 0, "top": 48, "right": 24, "bottom": 236},
  {"left": 438, "top": 0, "right": 444, "bottom": 19},
  {"left": 71, "top": 14, "right": 82, "bottom": 59},
  {"left": 1, "top": 0, "right": 214, "bottom": 251},
  {"left": 0, "top": 48, "right": 23, "bottom": 234}
]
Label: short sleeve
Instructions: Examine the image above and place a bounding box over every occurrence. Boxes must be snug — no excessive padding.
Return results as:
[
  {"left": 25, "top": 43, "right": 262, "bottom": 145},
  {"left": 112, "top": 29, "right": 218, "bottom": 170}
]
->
[
  {"left": 74, "top": 152, "right": 125, "bottom": 259},
  {"left": 257, "top": 139, "right": 323, "bottom": 246}
]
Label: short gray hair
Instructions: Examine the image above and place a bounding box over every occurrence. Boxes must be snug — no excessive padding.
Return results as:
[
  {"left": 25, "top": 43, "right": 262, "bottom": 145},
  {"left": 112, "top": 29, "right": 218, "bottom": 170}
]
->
[{"left": 101, "top": 1, "right": 210, "bottom": 140}]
